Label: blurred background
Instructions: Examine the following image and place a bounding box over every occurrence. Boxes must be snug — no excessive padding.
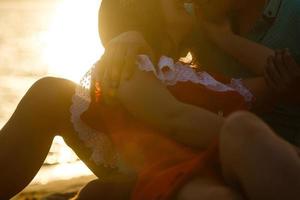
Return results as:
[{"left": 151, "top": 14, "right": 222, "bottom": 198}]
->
[{"left": 0, "top": 0, "right": 104, "bottom": 192}]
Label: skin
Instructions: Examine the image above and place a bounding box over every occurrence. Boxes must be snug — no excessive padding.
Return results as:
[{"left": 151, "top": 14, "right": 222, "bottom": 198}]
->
[
  {"left": 2, "top": 73, "right": 299, "bottom": 200},
  {"left": 264, "top": 49, "right": 300, "bottom": 103},
  {"left": 188, "top": 0, "right": 273, "bottom": 75},
  {"left": 0, "top": 67, "right": 226, "bottom": 199},
  {"left": 82, "top": 0, "right": 300, "bottom": 199},
  {"left": 0, "top": 1, "right": 222, "bottom": 198},
  {"left": 178, "top": 112, "right": 300, "bottom": 200},
  {"left": 98, "top": 0, "right": 278, "bottom": 92},
  {"left": 0, "top": 0, "right": 299, "bottom": 199}
]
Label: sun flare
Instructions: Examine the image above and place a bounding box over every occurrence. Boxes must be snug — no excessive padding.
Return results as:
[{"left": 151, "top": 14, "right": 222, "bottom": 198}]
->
[{"left": 43, "top": 0, "right": 103, "bottom": 83}]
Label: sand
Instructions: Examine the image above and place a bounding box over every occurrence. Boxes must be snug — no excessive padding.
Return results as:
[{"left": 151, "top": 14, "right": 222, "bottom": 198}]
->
[{"left": 12, "top": 175, "right": 97, "bottom": 200}]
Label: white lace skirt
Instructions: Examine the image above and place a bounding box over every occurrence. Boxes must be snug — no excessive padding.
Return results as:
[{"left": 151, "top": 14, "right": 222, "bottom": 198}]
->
[{"left": 70, "top": 55, "right": 254, "bottom": 169}]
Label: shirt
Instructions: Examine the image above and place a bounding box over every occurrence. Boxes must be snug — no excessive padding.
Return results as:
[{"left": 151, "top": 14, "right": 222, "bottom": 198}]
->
[
  {"left": 195, "top": 0, "right": 300, "bottom": 145},
  {"left": 247, "top": 0, "right": 300, "bottom": 145}
]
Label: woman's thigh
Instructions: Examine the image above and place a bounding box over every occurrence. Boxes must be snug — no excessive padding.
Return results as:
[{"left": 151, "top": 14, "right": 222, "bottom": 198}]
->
[{"left": 46, "top": 77, "right": 122, "bottom": 178}]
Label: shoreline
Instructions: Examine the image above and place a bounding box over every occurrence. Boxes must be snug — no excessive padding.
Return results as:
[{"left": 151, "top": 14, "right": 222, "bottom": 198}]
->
[{"left": 13, "top": 175, "right": 97, "bottom": 200}]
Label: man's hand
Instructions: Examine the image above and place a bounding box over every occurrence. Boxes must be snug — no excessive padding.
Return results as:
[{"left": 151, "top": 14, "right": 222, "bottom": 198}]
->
[
  {"left": 93, "top": 31, "right": 153, "bottom": 104},
  {"left": 264, "top": 49, "right": 300, "bottom": 102}
]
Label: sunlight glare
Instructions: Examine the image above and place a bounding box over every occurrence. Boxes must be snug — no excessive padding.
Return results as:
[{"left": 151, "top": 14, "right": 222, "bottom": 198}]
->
[{"left": 43, "top": 0, "right": 103, "bottom": 83}]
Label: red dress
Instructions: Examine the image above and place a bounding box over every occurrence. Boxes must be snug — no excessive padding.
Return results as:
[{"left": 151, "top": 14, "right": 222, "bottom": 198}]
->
[{"left": 70, "top": 55, "right": 254, "bottom": 200}]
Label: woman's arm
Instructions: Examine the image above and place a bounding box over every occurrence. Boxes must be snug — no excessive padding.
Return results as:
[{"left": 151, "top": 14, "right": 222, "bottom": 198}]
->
[{"left": 117, "top": 69, "right": 224, "bottom": 149}]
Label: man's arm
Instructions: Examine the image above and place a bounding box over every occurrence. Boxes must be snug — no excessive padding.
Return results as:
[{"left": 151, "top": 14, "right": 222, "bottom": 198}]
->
[
  {"left": 196, "top": 15, "right": 274, "bottom": 75},
  {"left": 212, "top": 32, "right": 274, "bottom": 75}
]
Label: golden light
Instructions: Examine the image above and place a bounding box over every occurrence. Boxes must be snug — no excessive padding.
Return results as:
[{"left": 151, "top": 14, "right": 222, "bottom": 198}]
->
[
  {"left": 43, "top": 0, "right": 103, "bottom": 83},
  {"left": 33, "top": 0, "right": 105, "bottom": 184}
]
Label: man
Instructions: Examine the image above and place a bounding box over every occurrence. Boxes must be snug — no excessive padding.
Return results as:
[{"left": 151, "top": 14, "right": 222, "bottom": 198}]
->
[{"left": 98, "top": 0, "right": 300, "bottom": 145}]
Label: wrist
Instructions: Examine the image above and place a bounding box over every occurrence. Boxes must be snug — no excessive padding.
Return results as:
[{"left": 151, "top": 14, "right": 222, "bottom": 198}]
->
[{"left": 211, "top": 30, "right": 235, "bottom": 48}]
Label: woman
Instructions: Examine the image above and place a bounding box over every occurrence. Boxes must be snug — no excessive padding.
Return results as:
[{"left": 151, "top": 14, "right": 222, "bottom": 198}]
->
[
  {"left": 0, "top": 0, "right": 294, "bottom": 199},
  {"left": 100, "top": 0, "right": 300, "bottom": 145},
  {"left": 78, "top": 2, "right": 300, "bottom": 199}
]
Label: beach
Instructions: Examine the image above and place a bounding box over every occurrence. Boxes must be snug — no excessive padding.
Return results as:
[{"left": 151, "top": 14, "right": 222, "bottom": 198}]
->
[
  {"left": 0, "top": 0, "right": 102, "bottom": 198},
  {"left": 13, "top": 175, "right": 97, "bottom": 200}
]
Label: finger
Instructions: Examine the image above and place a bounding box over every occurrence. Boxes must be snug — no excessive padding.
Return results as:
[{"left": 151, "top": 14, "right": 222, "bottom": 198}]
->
[
  {"left": 101, "top": 64, "right": 113, "bottom": 104},
  {"left": 90, "top": 67, "right": 96, "bottom": 103},
  {"left": 284, "top": 50, "right": 300, "bottom": 76},
  {"left": 108, "top": 44, "right": 127, "bottom": 88},
  {"left": 267, "top": 56, "right": 284, "bottom": 91},
  {"left": 123, "top": 45, "right": 139, "bottom": 80},
  {"left": 90, "top": 59, "right": 102, "bottom": 102},
  {"left": 276, "top": 49, "right": 292, "bottom": 85},
  {"left": 101, "top": 44, "right": 124, "bottom": 89},
  {"left": 95, "top": 58, "right": 106, "bottom": 82},
  {"left": 264, "top": 58, "right": 278, "bottom": 92},
  {"left": 274, "top": 49, "right": 284, "bottom": 75},
  {"left": 140, "top": 42, "right": 155, "bottom": 59},
  {"left": 264, "top": 67, "right": 277, "bottom": 93},
  {"left": 100, "top": 47, "right": 115, "bottom": 84},
  {"left": 274, "top": 50, "right": 291, "bottom": 90},
  {"left": 269, "top": 56, "right": 282, "bottom": 84},
  {"left": 100, "top": 54, "right": 111, "bottom": 93}
]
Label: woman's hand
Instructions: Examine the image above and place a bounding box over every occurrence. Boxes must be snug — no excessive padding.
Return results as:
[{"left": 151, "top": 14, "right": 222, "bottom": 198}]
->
[
  {"left": 264, "top": 49, "right": 300, "bottom": 102},
  {"left": 93, "top": 31, "right": 153, "bottom": 103}
]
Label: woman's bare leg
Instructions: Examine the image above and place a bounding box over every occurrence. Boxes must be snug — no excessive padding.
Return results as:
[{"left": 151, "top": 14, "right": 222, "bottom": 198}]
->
[
  {"left": 0, "top": 77, "right": 101, "bottom": 199},
  {"left": 220, "top": 112, "right": 300, "bottom": 200},
  {"left": 0, "top": 78, "right": 65, "bottom": 198}
]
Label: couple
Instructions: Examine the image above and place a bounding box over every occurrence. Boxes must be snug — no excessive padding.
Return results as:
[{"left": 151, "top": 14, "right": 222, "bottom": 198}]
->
[{"left": 1, "top": 0, "right": 300, "bottom": 199}]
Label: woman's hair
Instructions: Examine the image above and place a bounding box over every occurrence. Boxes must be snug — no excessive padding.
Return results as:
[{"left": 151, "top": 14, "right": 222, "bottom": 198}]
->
[{"left": 99, "top": 0, "right": 167, "bottom": 56}]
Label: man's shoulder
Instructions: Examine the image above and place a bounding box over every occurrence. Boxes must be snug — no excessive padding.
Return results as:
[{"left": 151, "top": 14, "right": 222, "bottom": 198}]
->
[{"left": 282, "top": 0, "right": 300, "bottom": 17}]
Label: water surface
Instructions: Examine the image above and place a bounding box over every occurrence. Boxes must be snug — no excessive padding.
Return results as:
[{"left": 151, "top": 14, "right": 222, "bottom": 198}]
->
[{"left": 0, "top": 0, "right": 103, "bottom": 185}]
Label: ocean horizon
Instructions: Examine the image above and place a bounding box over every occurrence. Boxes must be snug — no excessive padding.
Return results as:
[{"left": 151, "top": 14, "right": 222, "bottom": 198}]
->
[{"left": 0, "top": 0, "right": 102, "bottom": 185}]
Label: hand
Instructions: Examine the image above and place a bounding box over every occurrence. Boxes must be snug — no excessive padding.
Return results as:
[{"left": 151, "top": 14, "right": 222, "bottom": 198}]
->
[
  {"left": 294, "top": 146, "right": 300, "bottom": 158},
  {"left": 99, "top": 31, "right": 153, "bottom": 84},
  {"left": 93, "top": 31, "right": 153, "bottom": 104},
  {"left": 264, "top": 49, "right": 300, "bottom": 100}
]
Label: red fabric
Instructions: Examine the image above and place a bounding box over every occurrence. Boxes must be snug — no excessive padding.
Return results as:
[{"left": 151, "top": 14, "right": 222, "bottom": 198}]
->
[
  {"left": 131, "top": 140, "right": 221, "bottom": 200},
  {"left": 167, "top": 81, "right": 246, "bottom": 116},
  {"left": 87, "top": 70, "right": 251, "bottom": 200}
]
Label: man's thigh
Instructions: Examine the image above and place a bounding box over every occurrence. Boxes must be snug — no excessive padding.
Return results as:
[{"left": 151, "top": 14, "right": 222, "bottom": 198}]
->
[
  {"left": 176, "top": 175, "right": 244, "bottom": 200},
  {"left": 220, "top": 112, "right": 300, "bottom": 200}
]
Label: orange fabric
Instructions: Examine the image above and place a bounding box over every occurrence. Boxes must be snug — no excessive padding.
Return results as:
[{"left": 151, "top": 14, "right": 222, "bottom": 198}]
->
[
  {"left": 131, "top": 140, "right": 221, "bottom": 200},
  {"left": 87, "top": 71, "right": 250, "bottom": 199}
]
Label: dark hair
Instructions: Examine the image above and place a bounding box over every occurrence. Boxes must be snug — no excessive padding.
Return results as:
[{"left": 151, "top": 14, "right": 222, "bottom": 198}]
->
[{"left": 99, "top": 0, "right": 168, "bottom": 56}]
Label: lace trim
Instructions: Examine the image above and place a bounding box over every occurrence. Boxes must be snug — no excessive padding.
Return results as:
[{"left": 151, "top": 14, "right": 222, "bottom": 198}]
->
[
  {"left": 137, "top": 55, "right": 254, "bottom": 103},
  {"left": 228, "top": 79, "right": 254, "bottom": 105},
  {"left": 70, "top": 55, "right": 254, "bottom": 168},
  {"left": 70, "top": 68, "right": 119, "bottom": 168}
]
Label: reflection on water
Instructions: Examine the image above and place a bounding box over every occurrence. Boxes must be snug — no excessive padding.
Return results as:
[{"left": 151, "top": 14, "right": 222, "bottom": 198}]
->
[{"left": 0, "top": 0, "right": 103, "bottom": 184}]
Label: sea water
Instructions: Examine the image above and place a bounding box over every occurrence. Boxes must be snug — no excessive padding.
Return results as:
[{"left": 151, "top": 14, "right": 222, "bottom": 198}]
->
[{"left": 0, "top": 0, "right": 103, "bottom": 185}]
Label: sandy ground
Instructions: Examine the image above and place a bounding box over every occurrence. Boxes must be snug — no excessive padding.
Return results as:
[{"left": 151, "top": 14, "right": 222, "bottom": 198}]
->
[{"left": 12, "top": 175, "right": 97, "bottom": 200}]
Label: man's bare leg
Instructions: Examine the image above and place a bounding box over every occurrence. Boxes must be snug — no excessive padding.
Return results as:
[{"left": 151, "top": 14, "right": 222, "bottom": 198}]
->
[
  {"left": 220, "top": 112, "right": 300, "bottom": 200},
  {"left": 177, "top": 173, "right": 244, "bottom": 200}
]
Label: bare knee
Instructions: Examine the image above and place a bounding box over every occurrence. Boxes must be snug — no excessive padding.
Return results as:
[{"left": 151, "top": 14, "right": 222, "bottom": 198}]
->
[
  {"left": 23, "top": 77, "right": 75, "bottom": 130},
  {"left": 177, "top": 179, "right": 243, "bottom": 200},
  {"left": 219, "top": 112, "right": 269, "bottom": 182},
  {"left": 221, "top": 111, "right": 272, "bottom": 144},
  {"left": 29, "top": 77, "right": 74, "bottom": 102}
]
